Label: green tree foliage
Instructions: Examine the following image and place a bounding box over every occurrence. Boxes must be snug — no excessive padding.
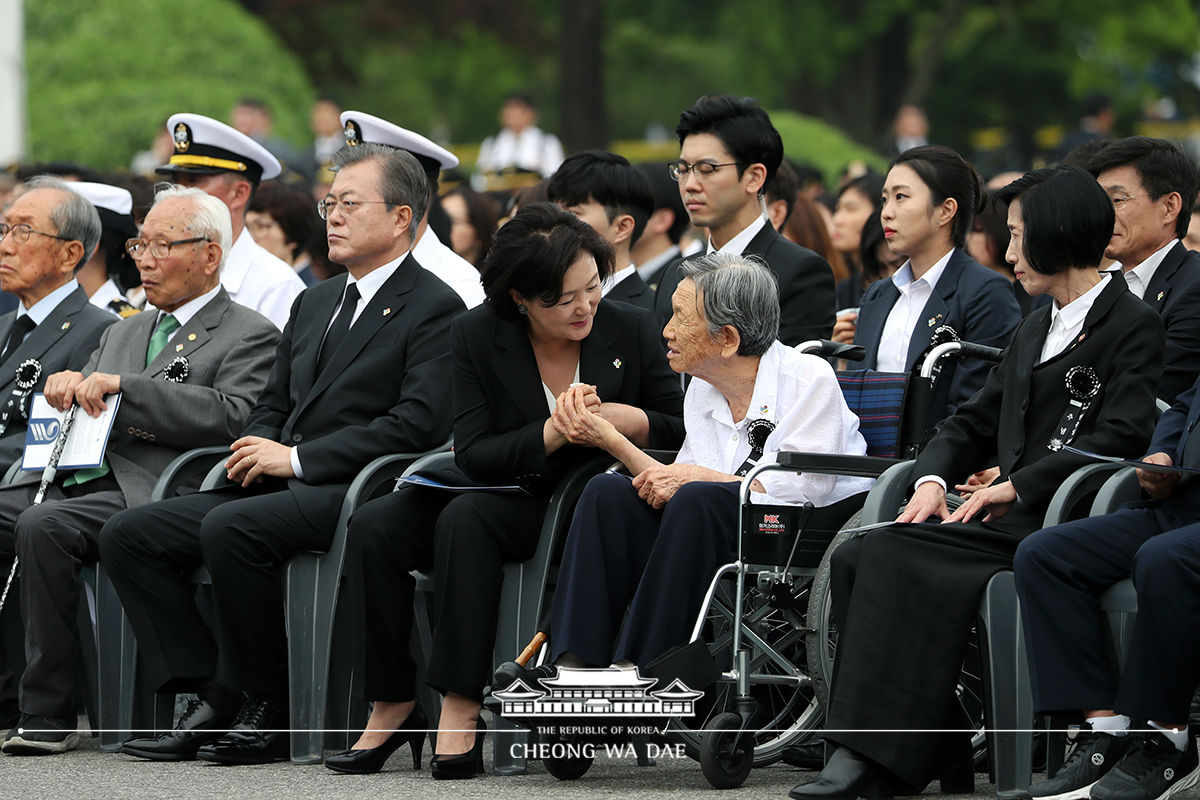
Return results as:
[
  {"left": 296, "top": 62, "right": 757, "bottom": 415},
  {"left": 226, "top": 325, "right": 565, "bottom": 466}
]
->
[{"left": 26, "top": 0, "right": 315, "bottom": 170}]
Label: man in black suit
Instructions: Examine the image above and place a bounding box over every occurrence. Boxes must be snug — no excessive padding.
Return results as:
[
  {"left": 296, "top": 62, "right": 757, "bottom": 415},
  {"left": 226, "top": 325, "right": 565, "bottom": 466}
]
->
[
  {"left": 654, "top": 96, "right": 835, "bottom": 344},
  {"left": 548, "top": 151, "right": 656, "bottom": 311},
  {"left": 98, "top": 142, "right": 465, "bottom": 764},
  {"left": 632, "top": 162, "right": 687, "bottom": 292},
  {"left": 1088, "top": 136, "right": 1200, "bottom": 403},
  {"left": 1015, "top": 373, "right": 1200, "bottom": 800}
]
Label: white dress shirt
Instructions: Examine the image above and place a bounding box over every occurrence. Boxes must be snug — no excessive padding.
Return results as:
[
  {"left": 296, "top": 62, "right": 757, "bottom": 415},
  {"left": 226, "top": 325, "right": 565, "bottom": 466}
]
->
[
  {"left": 156, "top": 283, "right": 222, "bottom": 334},
  {"left": 89, "top": 278, "right": 129, "bottom": 314},
  {"left": 222, "top": 230, "right": 307, "bottom": 331},
  {"left": 413, "top": 228, "right": 484, "bottom": 309},
  {"left": 708, "top": 215, "right": 767, "bottom": 256},
  {"left": 1117, "top": 239, "right": 1177, "bottom": 300},
  {"left": 875, "top": 249, "right": 954, "bottom": 374},
  {"left": 23, "top": 279, "right": 80, "bottom": 323},
  {"left": 602, "top": 265, "right": 637, "bottom": 297},
  {"left": 1038, "top": 273, "right": 1110, "bottom": 364},
  {"left": 674, "top": 341, "right": 873, "bottom": 506},
  {"left": 636, "top": 245, "right": 681, "bottom": 284}
]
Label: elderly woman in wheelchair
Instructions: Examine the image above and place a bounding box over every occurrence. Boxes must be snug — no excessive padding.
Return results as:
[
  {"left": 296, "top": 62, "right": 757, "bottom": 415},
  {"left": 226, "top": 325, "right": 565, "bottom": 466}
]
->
[
  {"left": 496, "top": 250, "right": 873, "bottom": 690},
  {"left": 789, "top": 165, "right": 1167, "bottom": 800}
]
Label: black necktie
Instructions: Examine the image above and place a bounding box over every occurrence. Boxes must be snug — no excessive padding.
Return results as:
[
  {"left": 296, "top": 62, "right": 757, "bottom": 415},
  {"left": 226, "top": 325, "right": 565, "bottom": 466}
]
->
[
  {"left": 0, "top": 315, "right": 35, "bottom": 365},
  {"left": 316, "top": 283, "right": 360, "bottom": 375}
]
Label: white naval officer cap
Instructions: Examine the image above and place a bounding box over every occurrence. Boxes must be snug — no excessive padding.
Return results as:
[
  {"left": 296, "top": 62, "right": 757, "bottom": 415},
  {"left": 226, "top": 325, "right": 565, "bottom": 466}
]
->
[
  {"left": 339, "top": 110, "right": 459, "bottom": 173},
  {"left": 65, "top": 181, "right": 137, "bottom": 237},
  {"left": 157, "top": 113, "right": 282, "bottom": 183}
]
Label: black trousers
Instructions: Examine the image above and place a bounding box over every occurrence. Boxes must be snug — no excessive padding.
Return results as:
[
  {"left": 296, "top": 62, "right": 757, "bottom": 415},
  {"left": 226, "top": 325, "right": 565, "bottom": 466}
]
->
[
  {"left": 548, "top": 474, "right": 739, "bottom": 668},
  {"left": 346, "top": 485, "right": 547, "bottom": 703},
  {"left": 97, "top": 480, "right": 343, "bottom": 695},
  {"left": 825, "top": 521, "right": 1021, "bottom": 788},
  {"left": 0, "top": 477, "right": 125, "bottom": 717},
  {"left": 1015, "top": 502, "right": 1200, "bottom": 723}
]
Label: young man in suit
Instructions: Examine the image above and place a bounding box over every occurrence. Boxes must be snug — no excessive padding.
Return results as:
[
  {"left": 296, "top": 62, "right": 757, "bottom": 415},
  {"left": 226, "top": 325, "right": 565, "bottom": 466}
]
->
[
  {"left": 654, "top": 95, "right": 836, "bottom": 345},
  {"left": 1088, "top": 136, "right": 1200, "bottom": 403},
  {"left": 0, "top": 186, "right": 279, "bottom": 754},
  {"left": 1016, "top": 372, "right": 1200, "bottom": 800},
  {"left": 99, "top": 143, "right": 465, "bottom": 764},
  {"left": 632, "top": 161, "right": 688, "bottom": 293},
  {"left": 548, "top": 150, "right": 657, "bottom": 311}
]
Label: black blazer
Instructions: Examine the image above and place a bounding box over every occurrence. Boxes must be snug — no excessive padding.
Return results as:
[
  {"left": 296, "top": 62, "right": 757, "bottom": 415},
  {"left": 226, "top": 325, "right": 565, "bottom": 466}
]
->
[
  {"left": 653, "top": 224, "right": 836, "bottom": 345},
  {"left": 605, "top": 271, "right": 655, "bottom": 311},
  {"left": 913, "top": 276, "right": 1165, "bottom": 534},
  {"left": 451, "top": 299, "right": 685, "bottom": 492},
  {"left": 242, "top": 253, "right": 466, "bottom": 486},
  {"left": 1139, "top": 241, "right": 1200, "bottom": 403},
  {"left": 0, "top": 286, "right": 116, "bottom": 468},
  {"left": 854, "top": 248, "right": 1021, "bottom": 422}
]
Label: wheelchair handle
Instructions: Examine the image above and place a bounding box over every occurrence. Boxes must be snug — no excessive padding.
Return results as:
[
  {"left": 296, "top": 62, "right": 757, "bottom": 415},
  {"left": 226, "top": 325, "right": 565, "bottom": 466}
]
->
[
  {"left": 798, "top": 339, "right": 867, "bottom": 363},
  {"left": 918, "top": 340, "right": 1004, "bottom": 379}
]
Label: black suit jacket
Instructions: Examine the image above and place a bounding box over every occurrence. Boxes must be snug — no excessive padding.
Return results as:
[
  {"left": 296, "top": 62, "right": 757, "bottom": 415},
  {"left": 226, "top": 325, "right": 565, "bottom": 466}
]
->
[
  {"left": 653, "top": 224, "right": 836, "bottom": 345},
  {"left": 855, "top": 249, "right": 1021, "bottom": 423},
  {"left": 242, "top": 254, "right": 466, "bottom": 488},
  {"left": 913, "top": 276, "right": 1164, "bottom": 534},
  {"left": 451, "top": 300, "right": 685, "bottom": 492},
  {"left": 604, "top": 272, "right": 655, "bottom": 312},
  {"left": 1138, "top": 241, "right": 1200, "bottom": 403},
  {"left": 0, "top": 285, "right": 116, "bottom": 468}
]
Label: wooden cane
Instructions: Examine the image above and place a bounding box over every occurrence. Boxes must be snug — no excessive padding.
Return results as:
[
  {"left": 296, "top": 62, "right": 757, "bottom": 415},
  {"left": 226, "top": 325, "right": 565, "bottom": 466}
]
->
[{"left": 515, "top": 631, "right": 548, "bottom": 667}]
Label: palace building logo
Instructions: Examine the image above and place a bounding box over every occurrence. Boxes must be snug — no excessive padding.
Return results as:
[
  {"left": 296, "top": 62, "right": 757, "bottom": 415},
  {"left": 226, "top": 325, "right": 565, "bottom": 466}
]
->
[{"left": 492, "top": 666, "right": 702, "bottom": 718}]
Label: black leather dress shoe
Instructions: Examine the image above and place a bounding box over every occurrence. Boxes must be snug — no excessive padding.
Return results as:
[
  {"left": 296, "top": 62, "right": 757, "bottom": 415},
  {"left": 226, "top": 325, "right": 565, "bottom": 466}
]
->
[
  {"left": 122, "top": 699, "right": 234, "bottom": 761},
  {"left": 789, "top": 746, "right": 893, "bottom": 800},
  {"left": 492, "top": 661, "right": 556, "bottom": 692},
  {"left": 196, "top": 697, "right": 289, "bottom": 765},
  {"left": 782, "top": 739, "right": 828, "bottom": 770}
]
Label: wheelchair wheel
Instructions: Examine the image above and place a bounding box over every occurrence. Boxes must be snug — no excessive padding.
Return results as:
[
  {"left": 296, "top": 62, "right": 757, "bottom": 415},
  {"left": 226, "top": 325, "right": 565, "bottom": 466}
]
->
[
  {"left": 700, "top": 712, "right": 754, "bottom": 789},
  {"left": 664, "top": 568, "right": 823, "bottom": 766},
  {"left": 543, "top": 752, "right": 594, "bottom": 780},
  {"left": 805, "top": 499, "right": 988, "bottom": 767}
]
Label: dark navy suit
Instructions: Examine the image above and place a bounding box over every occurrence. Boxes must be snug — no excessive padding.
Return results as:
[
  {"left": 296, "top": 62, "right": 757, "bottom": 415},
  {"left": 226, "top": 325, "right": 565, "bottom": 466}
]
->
[
  {"left": 605, "top": 271, "right": 656, "bottom": 312},
  {"left": 1138, "top": 241, "right": 1200, "bottom": 403},
  {"left": 1015, "top": 372, "right": 1200, "bottom": 723},
  {"left": 853, "top": 248, "right": 1021, "bottom": 425}
]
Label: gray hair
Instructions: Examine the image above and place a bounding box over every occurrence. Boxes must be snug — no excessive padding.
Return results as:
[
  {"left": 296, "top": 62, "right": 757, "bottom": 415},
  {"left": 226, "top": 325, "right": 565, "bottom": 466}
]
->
[
  {"left": 20, "top": 175, "right": 101, "bottom": 271},
  {"left": 331, "top": 143, "right": 430, "bottom": 233},
  {"left": 149, "top": 185, "right": 233, "bottom": 269},
  {"left": 678, "top": 252, "right": 779, "bottom": 356}
]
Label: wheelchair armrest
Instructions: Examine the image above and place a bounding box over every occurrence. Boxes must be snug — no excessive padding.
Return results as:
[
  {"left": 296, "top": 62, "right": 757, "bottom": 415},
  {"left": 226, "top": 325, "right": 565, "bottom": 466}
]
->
[
  {"left": 775, "top": 452, "right": 900, "bottom": 478},
  {"left": 1, "top": 459, "right": 22, "bottom": 487},
  {"left": 150, "top": 445, "right": 230, "bottom": 501},
  {"left": 400, "top": 450, "right": 457, "bottom": 479},
  {"left": 1041, "top": 462, "right": 1126, "bottom": 528},
  {"left": 344, "top": 443, "right": 451, "bottom": 511},
  {"left": 1090, "top": 466, "right": 1141, "bottom": 516},
  {"left": 798, "top": 339, "right": 866, "bottom": 363},
  {"left": 857, "top": 459, "right": 917, "bottom": 525}
]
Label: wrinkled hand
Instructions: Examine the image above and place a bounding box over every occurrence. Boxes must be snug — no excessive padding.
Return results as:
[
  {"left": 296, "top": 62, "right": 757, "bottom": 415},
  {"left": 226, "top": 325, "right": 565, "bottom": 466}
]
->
[
  {"left": 954, "top": 466, "right": 1000, "bottom": 498},
  {"left": 1137, "top": 452, "right": 1180, "bottom": 500},
  {"left": 895, "top": 481, "right": 951, "bottom": 523},
  {"left": 551, "top": 385, "right": 617, "bottom": 448},
  {"left": 43, "top": 370, "right": 85, "bottom": 413},
  {"left": 226, "top": 436, "right": 296, "bottom": 487},
  {"left": 946, "top": 480, "right": 1017, "bottom": 524},
  {"left": 43, "top": 370, "right": 121, "bottom": 417},
  {"left": 831, "top": 313, "right": 857, "bottom": 345},
  {"left": 632, "top": 463, "right": 706, "bottom": 509}
]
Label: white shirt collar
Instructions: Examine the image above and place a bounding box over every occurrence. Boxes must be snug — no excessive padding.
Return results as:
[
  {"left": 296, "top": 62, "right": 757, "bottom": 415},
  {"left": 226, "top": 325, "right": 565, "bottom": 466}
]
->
[
  {"left": 344, "top": 251, "right": 406, "bottom": 307},
  {"left": 23, "top": 279, "right": 80, "bottom": 324},
  {"left": 636, "top": 245, "right": 681, "bottom": 281},
  {"left": 891, "top": 248, "right": 954, "bottom": 296},
  {"left": 1050, "top": 272, "right": 1109, "bottom": 330},
  {"left": 158, "top": 283, "right": 222, "bottom": 331},
  {"left": 602, "top": 264, "right": 637, "bottom": 296},
  {"left": 708, "top": 214, "right": 768, "bottom": 256},
  {"left": 88, "top": 278, "right": 126, "bottom": 311},
  {"left": 1119, "top": 239, "right": 1178, "bottom": 299}
]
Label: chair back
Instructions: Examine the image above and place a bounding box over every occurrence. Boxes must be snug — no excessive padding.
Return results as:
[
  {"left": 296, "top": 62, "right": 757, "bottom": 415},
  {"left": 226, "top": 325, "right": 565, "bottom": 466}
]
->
[{"left": 836, "top": 369, "right": 908, "bottom": 459}]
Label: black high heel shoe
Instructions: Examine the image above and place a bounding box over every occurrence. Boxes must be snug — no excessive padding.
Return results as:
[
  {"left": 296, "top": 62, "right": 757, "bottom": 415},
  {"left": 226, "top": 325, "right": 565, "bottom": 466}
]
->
[
  {"left": 430, "top": 717, "right": 486, "bottom": 780},
  {"left": 325, "top": 709, "right": 429, "bottom": 774}
]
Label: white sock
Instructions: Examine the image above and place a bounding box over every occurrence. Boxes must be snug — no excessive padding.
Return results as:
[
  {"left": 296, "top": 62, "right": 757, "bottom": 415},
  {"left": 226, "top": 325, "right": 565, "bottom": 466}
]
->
[
  {"left": 1148, "top": 721, "right": 1189, "bottom": 752},
  {"left": 1089, "top": 714, "right": 1131, "bottom": 735}
]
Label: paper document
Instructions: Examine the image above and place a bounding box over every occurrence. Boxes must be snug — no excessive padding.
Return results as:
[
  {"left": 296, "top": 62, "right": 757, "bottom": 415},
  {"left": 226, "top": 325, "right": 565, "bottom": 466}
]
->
[
  {"left": 396, "top": 474, "right": 530, "bottom": 494},
  {"left": 1062, "top": 445, "right": 1200, "bottom": 476},
  {"left": 21, "top": 393, "right": 121, "bottom": 471}
]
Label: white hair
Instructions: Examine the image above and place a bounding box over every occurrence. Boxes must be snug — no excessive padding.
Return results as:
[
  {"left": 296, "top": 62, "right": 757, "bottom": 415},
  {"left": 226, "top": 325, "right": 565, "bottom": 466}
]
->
[{"left": 149, "top": 184, "right": 233, "bottom": 270}]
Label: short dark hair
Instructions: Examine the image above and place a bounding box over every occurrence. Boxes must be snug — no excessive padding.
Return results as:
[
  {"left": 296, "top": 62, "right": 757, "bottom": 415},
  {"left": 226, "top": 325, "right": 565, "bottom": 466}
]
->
[
  {"left": 891, "top": 145, "right": 985, "bottom": 250},
  {"left": 481, "top": 202, "right": 614, "bottom": 322},
  {"left": 1086, "top": 136, "right": 1200, "bottom": 239},
  {"left": 765, "top": 160, "right": 800, "bottom": 227},
  {"left": 248, "top": 180, "right": 321, "bottom": 261},
  {"left": 676, "top": 95, "right": 783, "bottom": 185},
  {"left": 331, "top": 143, "right": 429, "bottom": 229},
  {"left": 547, "top": 151, "right": 654, "bottom": 246},
  {"left": 995, "top": 165, "right": 1114, "bottom": 275},
  {"left": 636, "top": 162, "right": 687, "bottom": 244}
]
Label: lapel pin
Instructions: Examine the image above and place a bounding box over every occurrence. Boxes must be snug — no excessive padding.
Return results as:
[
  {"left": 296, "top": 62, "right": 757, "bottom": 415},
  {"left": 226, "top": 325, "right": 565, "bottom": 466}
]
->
[
  {"left": 1157, "top": 291, "right": 1165, "bottom": 302},
  {"left": 188, "top": 333, "right": 197, "bottom": 341},
  {"left": 1077, "top": 333, "right": 1086, "bottom": 343},
  {"left": 926, "top": 313, "right": 942, "bottom": 327},
  {"left": 175, "top": 343, "right": 184, "bottom": 352},
  {"left": 382, "top": 307, "right": 392, "bottom": 316},
  {"left": 760, "top": 404, "right": 769, "bottom": 414},
  {"left": 60, "top": 322, "right": 70, "bottom": 331},
  {"left": 612, "top": 358, "right": 622, "bottom": 369}
]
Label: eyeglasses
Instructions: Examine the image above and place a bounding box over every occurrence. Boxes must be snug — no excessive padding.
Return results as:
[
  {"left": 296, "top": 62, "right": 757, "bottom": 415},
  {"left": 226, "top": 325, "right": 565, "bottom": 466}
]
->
[
  {"left": 0, "top": 222, "right": 75, "bottom": 245},
  {"left": 669, "top": 160, "right": 740, "bottom": 181},
  {"left": 316, "top": 197, "right": 396, "bottom": 220},
  {"left": 124, "top": 237, "right": 209, "bottom": 260},
  {"left": 1111, "top": 194, "right": 1145, "bottom": 210}
]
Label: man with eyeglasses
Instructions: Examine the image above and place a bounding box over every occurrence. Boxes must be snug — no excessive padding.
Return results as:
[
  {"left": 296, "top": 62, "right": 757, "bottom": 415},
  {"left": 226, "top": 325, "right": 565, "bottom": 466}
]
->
[
  {"left": 156, "top": 112, "right": 306, "bottom": 330},
  {"left": 0, "top": 185, "right": 279, "bottom": 755},
  {"left": 1087, "top": 136, "right": 1200, "bottom": 403},
  {"left": 100, "top": 143, "right": 463, "bottom": 764},
  {"left": 653, "top": 95, "right": 836, "bottom": 345}
]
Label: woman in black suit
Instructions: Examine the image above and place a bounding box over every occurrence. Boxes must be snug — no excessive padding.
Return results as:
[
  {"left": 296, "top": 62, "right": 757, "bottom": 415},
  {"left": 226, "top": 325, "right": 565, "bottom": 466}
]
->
[
  {"left": 325, "top": 203, "right": 684, "bottom": 778},
  {"left": 791, "top": 166, "right": 1166, "bottom": 800}
]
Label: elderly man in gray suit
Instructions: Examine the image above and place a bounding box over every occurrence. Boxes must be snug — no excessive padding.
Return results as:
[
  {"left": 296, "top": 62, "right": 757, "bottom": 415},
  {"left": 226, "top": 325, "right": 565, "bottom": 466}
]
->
[{"left": 0, "top": 185, "right": 279, "bottom": 755}]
